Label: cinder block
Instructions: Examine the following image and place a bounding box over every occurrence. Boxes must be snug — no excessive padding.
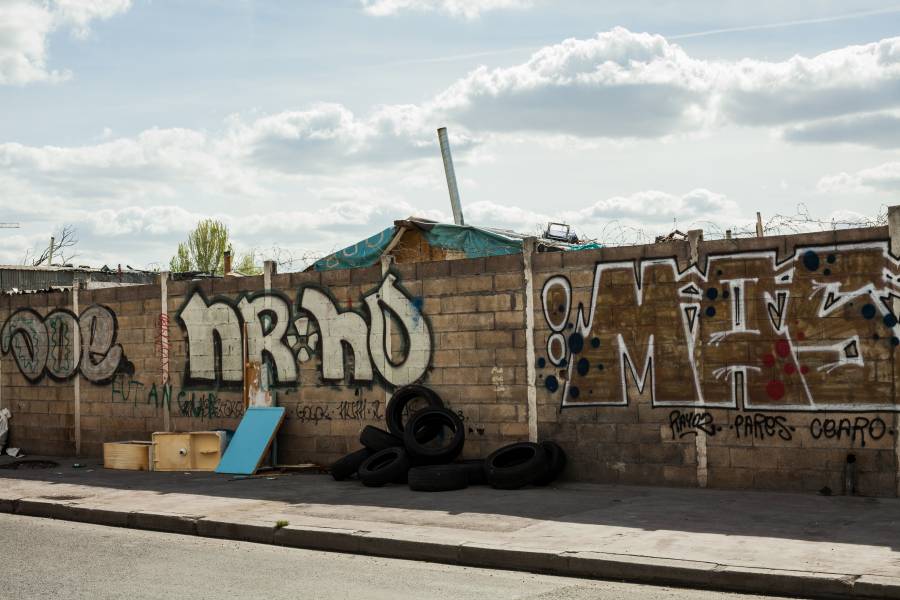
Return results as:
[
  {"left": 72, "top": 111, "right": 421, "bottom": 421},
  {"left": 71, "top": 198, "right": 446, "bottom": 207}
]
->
[
  {"left": 476, "top": 330, "right": 513, "bottom": 348},
  {"left": 476, "top": 294, "right": 512, "bottom": 312},
  {"left": 455, "top": 275, "right": 493, "bottom": 293},
  {"left": 450, "top": 258, "right": 485, "bottom": 276}
]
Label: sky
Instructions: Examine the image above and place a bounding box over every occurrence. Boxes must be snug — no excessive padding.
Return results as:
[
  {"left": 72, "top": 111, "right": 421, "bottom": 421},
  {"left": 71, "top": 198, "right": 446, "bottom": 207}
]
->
[{"left": 1, "top": 0, "right": 899, "bottom": 270}]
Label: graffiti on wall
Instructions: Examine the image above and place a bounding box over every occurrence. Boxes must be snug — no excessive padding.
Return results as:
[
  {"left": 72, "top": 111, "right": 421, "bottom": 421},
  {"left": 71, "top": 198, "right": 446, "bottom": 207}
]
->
[
  {"left": 177, "top": 271, "right": 432, "bottom": 389},
  {"left": 539, "top": 241, "right": 900, "bottom": 412},
  {"left": 1, "top": 304, "right": 127, "bottom": 384}
]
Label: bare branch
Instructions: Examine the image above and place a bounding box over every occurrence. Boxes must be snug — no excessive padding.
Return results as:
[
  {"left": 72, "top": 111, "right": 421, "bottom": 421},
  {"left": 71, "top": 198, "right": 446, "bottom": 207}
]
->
[{"left": 30, "top": 225, "right": 79, "bottom": 266}]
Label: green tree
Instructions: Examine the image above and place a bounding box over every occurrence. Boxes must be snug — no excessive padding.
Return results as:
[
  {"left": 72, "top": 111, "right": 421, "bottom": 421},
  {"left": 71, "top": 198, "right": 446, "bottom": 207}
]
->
[
  {"left": 169, "top": 219, "right": 231, "bottom": 274},
  {"left": 234, "top": 250, "right": 262, "bottom": 275}
]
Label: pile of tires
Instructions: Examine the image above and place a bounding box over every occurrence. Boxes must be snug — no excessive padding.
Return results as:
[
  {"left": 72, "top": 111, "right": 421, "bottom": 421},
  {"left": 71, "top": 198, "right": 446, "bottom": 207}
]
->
[{"left": 329, "top": 384, "right": 566, "bottom": 491}]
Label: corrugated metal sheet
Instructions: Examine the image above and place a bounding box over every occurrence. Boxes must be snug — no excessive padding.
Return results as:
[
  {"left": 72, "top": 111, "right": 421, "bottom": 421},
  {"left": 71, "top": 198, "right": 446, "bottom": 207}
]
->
[{"left": 0, "top": 266, "right": 156, "bottom": 293}]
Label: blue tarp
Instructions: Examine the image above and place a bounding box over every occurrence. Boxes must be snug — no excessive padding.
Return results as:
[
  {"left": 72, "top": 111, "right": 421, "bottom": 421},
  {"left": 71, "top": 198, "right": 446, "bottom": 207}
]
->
[
  {"left": 311, "top": 220, "right": 601, "bottom": 272},
  {"left": 312, "top": 226, "right": 395, "bottom": 272},
  {"left": 422, "top": 223, "right": 523, "bottom": 258}
]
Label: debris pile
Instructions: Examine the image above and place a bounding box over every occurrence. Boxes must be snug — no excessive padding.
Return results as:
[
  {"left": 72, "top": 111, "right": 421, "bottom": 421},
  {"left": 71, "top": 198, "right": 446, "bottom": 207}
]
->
[{"left": 331, "top": 384, "right": 566, "bottom": 491}]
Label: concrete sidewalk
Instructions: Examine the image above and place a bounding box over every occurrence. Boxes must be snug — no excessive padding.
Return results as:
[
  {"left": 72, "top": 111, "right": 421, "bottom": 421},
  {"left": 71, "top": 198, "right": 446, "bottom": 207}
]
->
[{"left": 1, "top": 457, "right": 898, "bottom": 599}]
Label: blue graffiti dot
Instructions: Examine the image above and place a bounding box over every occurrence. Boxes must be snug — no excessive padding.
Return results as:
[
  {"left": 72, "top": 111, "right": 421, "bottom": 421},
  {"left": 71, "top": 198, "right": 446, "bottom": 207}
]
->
[
  {"left": 706, "top": 287, "right": 718, "bottom": 300},
  {"left": 884, "top": 314, "right": 898, "bottom": 328},
  {"left": 576, "top": 357, "right": 590, "bottom": 376},
  {"left": 545, "top": 376, "right": 559, "bottom": 393},
  {"left": 537, "top": 357, "right": 546, "bottom": 368},
  {"left": 892, "top": 337, "right": 900, "bottom": 347},
  {"left": 568, "top": 332, "right": 584, "bottom": 354},
  {"left": 802, "top": 250, "right": 820, "bottom": 271},
  {"left": 559, "top": 358, "right": 568, "bottom": 367},
  {"left": 862, "top": 304, "right": 877, "bottom": 319},
  {"left": 827, "top": 254, "right": 836, "bottom": 264},
  {"left": 590, "top": 337, "right": 601, "bottom": 348},
  {"left": 705, "top": 306, "right": 716, "bottom": 317},
  {"left": 823, "top": 268, "right": 831, "bottom": 276},
  {"left": 569, "top": 386, "right": 580, "bottom": 399},
  {"left": 567, "top": 322, "right": 574, "bottom": 330}
]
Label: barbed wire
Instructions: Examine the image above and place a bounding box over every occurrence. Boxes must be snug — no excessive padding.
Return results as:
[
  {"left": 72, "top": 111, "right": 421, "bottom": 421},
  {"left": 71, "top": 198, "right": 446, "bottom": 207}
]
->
[
  {"left": 254, "top": 245, "right": 330, "bottom": 272},
  {"left": 570, "top": 203, "right": 889, "bottom": 247}
]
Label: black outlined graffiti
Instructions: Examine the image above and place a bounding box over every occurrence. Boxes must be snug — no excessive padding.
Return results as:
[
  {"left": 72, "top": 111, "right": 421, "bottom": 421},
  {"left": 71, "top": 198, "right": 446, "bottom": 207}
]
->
[
  {"left": 175, "top": 270, "right": 432, "bottom": 390},
  {"left": 0, "top": 304, "right": 126, "bottom": 384},
  {"left": 538, "top": 241, "right": 900, "bottom": 413}
]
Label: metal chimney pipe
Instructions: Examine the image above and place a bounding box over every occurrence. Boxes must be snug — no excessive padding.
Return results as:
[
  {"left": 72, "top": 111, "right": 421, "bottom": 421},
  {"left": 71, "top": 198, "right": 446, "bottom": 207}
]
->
[{"left": 437, "top": 127, "right": 465, "bottom": 226}]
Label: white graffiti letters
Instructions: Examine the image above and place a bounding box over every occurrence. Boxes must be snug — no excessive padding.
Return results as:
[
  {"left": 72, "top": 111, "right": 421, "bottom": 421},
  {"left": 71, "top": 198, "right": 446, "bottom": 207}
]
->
[
  {"left": 365, "top": 273, "right": 432, "bottom": 387},
  {"left": 298, "top": 287, "right": 372, "bottom": 382},
  {"left": 179, "top": 293, "right": 243, "bottom": 382},
  {"left": 238, "top": 295, "right": 297, "bottom": 382},
  {"left": 178, "top": 272, "right": 431, "bottom": 387}
]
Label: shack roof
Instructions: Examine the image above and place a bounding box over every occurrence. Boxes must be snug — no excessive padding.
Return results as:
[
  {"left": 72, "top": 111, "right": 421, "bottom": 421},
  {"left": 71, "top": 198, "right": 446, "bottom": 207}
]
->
[{"left": 310, "top": 217, "right": 595, "bottom": 272}]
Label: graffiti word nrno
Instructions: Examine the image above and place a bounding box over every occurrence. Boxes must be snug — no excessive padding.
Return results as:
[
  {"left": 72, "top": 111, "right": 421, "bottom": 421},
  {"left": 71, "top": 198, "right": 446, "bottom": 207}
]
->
[
  {"left": 178, "top": 272, "right": 431, "bottom": 387},
  {"left": 1, "top": 305, "right": 124, "bottom": 383}
]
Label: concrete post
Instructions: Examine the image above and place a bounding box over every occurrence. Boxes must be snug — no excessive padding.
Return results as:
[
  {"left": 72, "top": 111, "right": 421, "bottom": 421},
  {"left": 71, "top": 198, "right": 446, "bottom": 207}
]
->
[
  {"left": 72, "top": 282, "right": 81, "bottom": 455},
  {"left": 522, "top": 238, "right": 539, "bottom": 443},
  {"left": 381, "top": 255, "right": 395, "bottom": 409},
  {"left": 888, "top": 205, "right": 900, "bottom": 497},
  {"left": 263, "top": 260, "right": 278, "bottom": 464},
  {"left": 160, "top": 271, "right": 171, "bottom": 432},
  {"left": 687, "top": 229, "right": 708, "bottom": 488}
]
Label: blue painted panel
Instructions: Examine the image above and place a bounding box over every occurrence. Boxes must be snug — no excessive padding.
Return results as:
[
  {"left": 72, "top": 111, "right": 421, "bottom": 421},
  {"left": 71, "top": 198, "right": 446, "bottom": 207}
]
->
[{"left": 215, "top": 407, "right": 285, "bottom": 475}]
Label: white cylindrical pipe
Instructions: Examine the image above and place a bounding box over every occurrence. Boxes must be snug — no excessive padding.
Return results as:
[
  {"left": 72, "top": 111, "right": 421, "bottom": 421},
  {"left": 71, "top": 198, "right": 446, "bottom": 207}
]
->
[{"left": 437, "top": 127, "right": 465, "bottom": 226}]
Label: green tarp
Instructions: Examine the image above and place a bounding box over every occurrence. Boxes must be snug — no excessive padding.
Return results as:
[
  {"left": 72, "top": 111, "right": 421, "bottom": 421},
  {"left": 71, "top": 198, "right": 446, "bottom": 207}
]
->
[{"left": 312, "top": 220, "right": 599, "bottom": 272}]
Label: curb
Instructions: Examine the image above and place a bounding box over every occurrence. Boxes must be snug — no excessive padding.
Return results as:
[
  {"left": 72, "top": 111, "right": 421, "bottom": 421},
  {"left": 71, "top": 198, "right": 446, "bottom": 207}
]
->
[{"left": 3, "top": 498, "right": 899, "bottom": 599}]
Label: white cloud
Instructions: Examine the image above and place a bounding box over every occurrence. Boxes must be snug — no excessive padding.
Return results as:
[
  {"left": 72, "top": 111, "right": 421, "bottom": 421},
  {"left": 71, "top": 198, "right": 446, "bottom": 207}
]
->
[
  {"left": 430, "top": 28, "right": 714, "bottom": 138},
  {"left": 360, "top": 0, "right": 532, "bottom": 19},
  {"left": 818, "top": 162, "right": 900, "bottom": 193},
  {"left": 424, "top": 29, "right": 900, "bottom": 140},
  {"left": 0, "top": 0, "right": 131, "bottom": 85},
  {"left": 223, "top": 103, "right": 463, "bottom": 172},
  {"left": 721, "top": 37, "right": 900, "bottom": 125},
  {"left": 781, "top": 111, "right": 900, "bottom": 148}
]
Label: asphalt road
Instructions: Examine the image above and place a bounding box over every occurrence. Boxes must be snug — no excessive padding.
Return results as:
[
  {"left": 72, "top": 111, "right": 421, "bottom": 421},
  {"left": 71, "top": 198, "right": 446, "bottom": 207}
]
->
[{"left": 1, "top": 513, "right": 788, "bottom": 600}]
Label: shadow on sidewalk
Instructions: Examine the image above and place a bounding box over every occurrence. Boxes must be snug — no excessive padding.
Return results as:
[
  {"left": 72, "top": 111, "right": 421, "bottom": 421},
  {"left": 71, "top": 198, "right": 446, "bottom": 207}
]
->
[{"left": 2, "top": 454, "right": 897, "bottom": 551}]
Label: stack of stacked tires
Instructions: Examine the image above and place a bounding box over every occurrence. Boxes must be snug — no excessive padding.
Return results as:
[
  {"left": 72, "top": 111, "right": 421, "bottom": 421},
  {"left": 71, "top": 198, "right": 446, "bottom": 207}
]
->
[{"left": 330, "top": 384, "right": 566, "bottom": 491}]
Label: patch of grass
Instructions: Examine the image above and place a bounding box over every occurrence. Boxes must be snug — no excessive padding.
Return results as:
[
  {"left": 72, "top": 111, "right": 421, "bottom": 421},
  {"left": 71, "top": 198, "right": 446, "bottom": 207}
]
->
[{"left": 275, "top": 519, "right": 289, "bottom": 529}]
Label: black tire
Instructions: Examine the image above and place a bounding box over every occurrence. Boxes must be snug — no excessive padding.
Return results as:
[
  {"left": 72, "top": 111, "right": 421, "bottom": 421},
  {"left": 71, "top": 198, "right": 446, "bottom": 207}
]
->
[
  {"left": 386, "top": 384, "right": 443, "bottom": 437},
  {"left": 485, "top": 442, "right": 549, "bottom": 489},
  {"left": 358, "top": 447, "right": 410, "bottom": 487},
  {"left": 458, "top": 459, "right": 487, "bottom": 485},
  {"left": 403, "top": 407, "right": 465, "bottom": 464},
  {"left": 408, "top": 465, "right": 469, "bottom": 492},
  {"left": 330, "top": 448, "right": 372, "bottom": 481},
  {"left": 533, "top": 441, "right": 567, "bottom": 486},
  {"left": 360, "top": 425, "right": 402, "bottom": 452}
]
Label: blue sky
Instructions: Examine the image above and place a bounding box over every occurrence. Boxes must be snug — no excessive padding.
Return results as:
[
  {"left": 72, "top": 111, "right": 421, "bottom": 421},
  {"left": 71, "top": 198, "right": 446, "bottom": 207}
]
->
[{"left": 1, "top": 0, "right": 899, "bottom": 269}]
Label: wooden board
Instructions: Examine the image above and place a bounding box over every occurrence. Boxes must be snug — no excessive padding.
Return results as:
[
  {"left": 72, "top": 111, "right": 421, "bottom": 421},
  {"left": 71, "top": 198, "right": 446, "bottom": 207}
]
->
[
  {"left": 215, "top": 407, "right": 285, "bottom": 475},
  {"left": 152, "top": 431, "right": 226, "bottom": 471},
  {"left": 103, "top": 441, "right": 152, "bottom": 470}
]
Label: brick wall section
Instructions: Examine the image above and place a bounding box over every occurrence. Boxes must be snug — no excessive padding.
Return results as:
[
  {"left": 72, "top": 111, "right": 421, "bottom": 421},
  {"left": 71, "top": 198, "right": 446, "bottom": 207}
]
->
[
  {"left": 3, "top": 225, "right": 900, "bottom": 497},
  {"left": 0, "top": 254, "right": 532, "bottom": 471},
  {"left": 532, "top": 226, "right": 900, "bottom": 496}
]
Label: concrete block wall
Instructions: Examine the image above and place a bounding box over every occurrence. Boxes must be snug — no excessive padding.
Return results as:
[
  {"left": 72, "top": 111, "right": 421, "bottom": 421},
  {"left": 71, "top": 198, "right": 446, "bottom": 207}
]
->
[
  {"left": 532, "top": 225, "right": 900, "bottom": 497},
  {"left": 0, "top": 254, "right": 531, "bottom": 469},
  {"left": 3, "top": 223, "right": 900, "bottom": 497}
]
